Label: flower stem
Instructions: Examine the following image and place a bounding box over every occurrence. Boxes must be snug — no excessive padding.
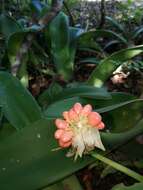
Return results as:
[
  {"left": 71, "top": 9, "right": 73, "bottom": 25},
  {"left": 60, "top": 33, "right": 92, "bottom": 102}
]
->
[{"left": 91, "top": 152, "right": 143, "bottom": 182}]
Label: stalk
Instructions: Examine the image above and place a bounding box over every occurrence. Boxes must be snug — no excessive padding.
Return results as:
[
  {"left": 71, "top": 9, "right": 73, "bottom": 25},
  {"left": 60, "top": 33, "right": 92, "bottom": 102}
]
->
[{"left": 91, "top": 152, "right": 143, "bottom": 182}]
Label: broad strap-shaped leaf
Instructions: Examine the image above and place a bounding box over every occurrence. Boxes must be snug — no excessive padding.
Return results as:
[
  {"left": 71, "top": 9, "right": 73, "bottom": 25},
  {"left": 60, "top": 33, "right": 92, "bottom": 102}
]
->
[
  {"left": 88, "top": 45, "right": 143, "bottom": 87},
  {"left": 0, "top": 14, "right": 22, "bottom": 39},
  {"left": 77, "top": 29, "right": 128, "bottom": 50},
  {"left": 44, "top": 92, "right": 135, "bottom": 119},
  {"left": 103, "top": 40, "right": 121, "bottom": 50},
  {"left": 7, "top": 26, "right": 41, "bottom": 67},
  {"left": 38, "top": 82, "right": 63, "bottom": 107},
  {"left": 93, "top": 92, "right": 135, "bottom": 109},
  {"left": 118, "top": 136, "right": 143, "bottom": 160},
  {"left": 0, "top": 118, "right": 93, "bottom": 190},
  {"left": 54, "top": 85, "right": 110, "bottom": 99},
  {"left": 69, "top": 27, "right": 84, "bottom": 66},
  {"left": 0, "top": 113, "right": 143, "bottom": 190},
  {"left": 48, "top": 12, "right": 73, "bottom": 80},
  {"left": 101, "top": 118, "right": 143, "bottom": 150},
  {"left": 44, "top": 97, "right": 83, "bottom": 118},
  {"left": 0, "top": 95, "right": 143, "bottom": 189},
  {"left": 0, "top": 72, "right": 42, "bottom": 130},
  {"left": 7, "top": 31, "right": 27, "bottom": 65},
  {"left": 79, "top": 57, "right": 99, "bottom": 64},
  {"left": 105, "top": 16, "right": 125, "bottom": 34},
  {"left": 111, "top": 183, "right": 143, "bottom": 190},
  {"left": 7, "top": 31, "right": 29, "bottom": 83},
  {"left": 45, "top": 84, "right": 110, "bottom": 104},
  {"left": 96, "top": 99, "right": 143, "bottom": 132},
  {"left": 132, "top": 26, "right": 143, "bottom": 39},
  {"left": 6, "top": 27, "right": 41, "bottom": 81}
]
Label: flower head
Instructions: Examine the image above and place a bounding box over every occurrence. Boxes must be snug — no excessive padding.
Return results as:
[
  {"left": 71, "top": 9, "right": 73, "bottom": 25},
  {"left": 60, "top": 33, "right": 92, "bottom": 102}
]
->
[{"left": 54, "top": 103, "right": 105, "bottom": 159}]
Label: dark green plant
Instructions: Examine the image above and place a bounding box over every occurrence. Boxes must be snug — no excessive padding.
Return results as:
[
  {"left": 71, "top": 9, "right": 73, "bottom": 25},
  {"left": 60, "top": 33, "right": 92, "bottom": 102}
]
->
[{"left": 0, "top": 1, "right": 143, "bottom": 190}]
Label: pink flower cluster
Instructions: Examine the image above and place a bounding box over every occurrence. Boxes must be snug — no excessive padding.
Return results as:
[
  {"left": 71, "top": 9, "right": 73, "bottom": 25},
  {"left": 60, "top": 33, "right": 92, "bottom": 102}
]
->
[{"left": 54, "top": 103, "right": 105, "bottom": 149}]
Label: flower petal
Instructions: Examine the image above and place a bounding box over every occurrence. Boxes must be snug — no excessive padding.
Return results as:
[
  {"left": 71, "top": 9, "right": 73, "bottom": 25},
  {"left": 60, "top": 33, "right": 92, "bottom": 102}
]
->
[
  {"left": 72, "top": 133, "right": 85, "bottom": 157},
  {"left": 92, "top": 128, "right": 105, "bottom": 151}
]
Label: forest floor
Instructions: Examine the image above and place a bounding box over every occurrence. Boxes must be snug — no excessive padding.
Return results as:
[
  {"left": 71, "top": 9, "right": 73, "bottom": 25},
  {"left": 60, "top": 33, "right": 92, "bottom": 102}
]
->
[{"left": 71, "top": 0, "right": 143, "bottom": 28}]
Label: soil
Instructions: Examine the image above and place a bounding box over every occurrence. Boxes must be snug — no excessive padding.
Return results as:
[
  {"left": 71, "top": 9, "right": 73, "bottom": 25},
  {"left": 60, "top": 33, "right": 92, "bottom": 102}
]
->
[{"left": 78, "top": 167, "right": 136, "bottom": 190}]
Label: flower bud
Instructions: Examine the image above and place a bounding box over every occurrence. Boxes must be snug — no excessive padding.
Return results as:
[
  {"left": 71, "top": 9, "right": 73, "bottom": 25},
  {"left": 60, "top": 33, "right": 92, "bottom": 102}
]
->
[
  {"left": 59, "top": 140, "right": 72, "bottom": 148},
  {"left": 68, "top": 109, "right": 78, "bottom": 121},
  {"left": 63, "top": 111, "right": 70, "bottom": 122},
  {"left": 88, "top": 112, "right": 101, "bottom": 127},
  {"left": 81, "top": 104, "right": 92, "bottom": 116},
  {"left": 55, "top": 119, "right": 68, "bottom": 129},
  {"left": 73, "top": 103, "right": 82, "bottom": 114},
  {"left": 54, "top": 129, "right": 64, "bottom": 139},
  {"left": 96, "top": 122, "right": 105, "bottom": 130},
  {"left": 61, "top": 131, "right": 73, "bottom": 143}
]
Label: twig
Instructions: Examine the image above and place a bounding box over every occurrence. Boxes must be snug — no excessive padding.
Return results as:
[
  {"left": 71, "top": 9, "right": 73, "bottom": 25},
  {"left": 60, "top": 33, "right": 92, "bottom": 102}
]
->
[
  {"left": 63, "top": 0, "right": 75, "bottom": 26},
  {"left": 11, "top": 0, "right": 64, "bottom": 76},
  {"left": 99, "top": 0, "right": 106, "bottom": 29},
  {"left": 39, "top": 0, "right": 64, "bottom": 26}
]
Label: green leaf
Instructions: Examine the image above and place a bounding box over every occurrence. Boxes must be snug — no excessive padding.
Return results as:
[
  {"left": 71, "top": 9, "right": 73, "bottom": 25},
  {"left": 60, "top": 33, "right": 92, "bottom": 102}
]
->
[
  {"left": 0, "top": 95, "right": 143, "bottom": 190},
  {"left": 69, "top": 27, "right": 84, "bottom": 42},
  {"left": 101, "top": 118, "right": 143, "bottom": 150},
  {"left": 87, "top": 45, "right": 143, "bottom": 87},
  {"left": 106, "top": 16, "right": 125, "bottom": 34},
  {"left": 44, "top": 92, "right": 135, "bottom": 119},
  {"left": 133, "top": 26, "right": 143, "bottom": 39},
  {"left": 78, "top": 29, "right": 128, "bottom": 50},
  {"left": 0, "top": 123, "right": 15, "bottom": 141},
  {"left": 69, "top": 27, "right": 83, "bottom": 67},
  {"left": 95, "top": 95, "right": 143, "bottom": 160},
  {"left": 0, "top": 14, "right": 22, "bottom": 39},
  {"left": 118, "top": 138, "right": 143, "bottom": 160},
  {"left": 111, "top": 183, "right": 143, "bottom": 190},
  {"left": 42, "top": 84, "right": 111, "bottom": 113},
  {"left": 0, "top": 118, "right": 93, "bottom": 190},
  {"left": 77, "top": 31, "right": 102, "bottom": 51},
  {"left": 96, "top": 99, "right": 143, "bottom": 132},
  {"left": 7, "top": 31, "right": 27, "bottom": 65},
  {"left": 93, "top": 92, "right": 135, "bottom": 109},
  {"left": 49, "top": 85, "right": 111, "bottom": 102},
  {"left": 0, "top": 114, "right": 143, "bottom": 190},
  {"left": 48, "top": 12, "right": 73, "bottom": 80},
  {"left": 6, "top": 31, "right": 29, "bottom": 85},
  {"left": 38, "top": 82, "right": 63, "bottom": 107},
  {"left": 7, "top": 25, "right": 41, "bottom": 66},
  {"left": 103, "top": 40, "right": 121, "bottom": 50},
  {"left": 79, "top": 57, "right": 99, "bottom": 64},
  {"left": 6, "top": 28, "right": 40, "bottom": 80},
  {"left": 0, "top": 72, "right": 42, "bottom": 130},
  {"left": 44, "top": 97, "right": 83, "bottom": 118}
]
